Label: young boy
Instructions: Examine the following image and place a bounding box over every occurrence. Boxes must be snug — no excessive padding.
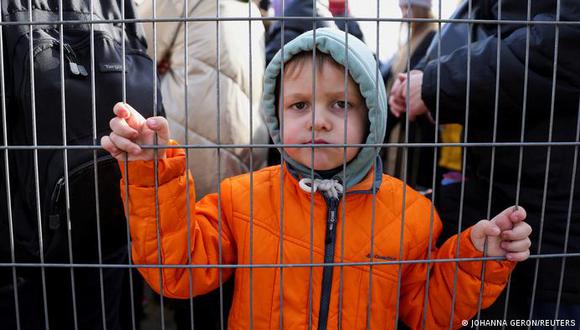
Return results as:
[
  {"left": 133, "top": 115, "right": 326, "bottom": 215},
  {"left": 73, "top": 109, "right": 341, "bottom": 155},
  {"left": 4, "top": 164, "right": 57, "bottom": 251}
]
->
[{"left": 102, "top": 28, "right": 531, "bottom": 329}]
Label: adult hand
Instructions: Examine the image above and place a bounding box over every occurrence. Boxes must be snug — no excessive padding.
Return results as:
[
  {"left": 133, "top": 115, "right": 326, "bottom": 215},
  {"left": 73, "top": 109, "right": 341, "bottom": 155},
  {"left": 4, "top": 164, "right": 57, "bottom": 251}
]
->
[
  {"left": 101, "top": 102, "right": 170, "bottom": 161},
  {"left": 388, "top": 70, "right": 431, "bottom": 123},
  {"left": 470, "top": 206, "right": 532, "bottom": 262},
  {"left": 389, "top": 73, "right": 407, "bottom": 116}
]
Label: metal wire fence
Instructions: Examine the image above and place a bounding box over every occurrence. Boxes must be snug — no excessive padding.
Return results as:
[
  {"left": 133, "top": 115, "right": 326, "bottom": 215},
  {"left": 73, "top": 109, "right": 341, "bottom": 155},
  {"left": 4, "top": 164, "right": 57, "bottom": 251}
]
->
[{"left": 1, "top": 0, "right": 580, "bottom": 329}]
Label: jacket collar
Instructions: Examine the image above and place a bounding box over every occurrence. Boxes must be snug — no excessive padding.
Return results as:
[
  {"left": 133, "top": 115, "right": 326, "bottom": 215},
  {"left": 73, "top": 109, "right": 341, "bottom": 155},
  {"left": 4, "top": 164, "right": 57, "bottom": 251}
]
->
[
  {"left": 283, "top": 156, "right": 383, "bottom": 196},
  {"left": 346, "top": 156, "right": 383, "bottom": 195}
]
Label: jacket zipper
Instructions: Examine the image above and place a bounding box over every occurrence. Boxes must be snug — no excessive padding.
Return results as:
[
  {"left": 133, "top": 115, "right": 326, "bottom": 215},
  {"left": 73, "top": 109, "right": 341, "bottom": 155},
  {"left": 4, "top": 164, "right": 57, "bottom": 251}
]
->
[
  {"left": 48, "top": 155, "right": 115, "bottom": 230},
  {"left": 19, "top": 36, "right": 90, "bottom": 110},
  {"left": 63, "top": 43, "right": 88, "bottom": 77},
  {"left": 317, "top": 195, "right": 340, "bottom": 330}
]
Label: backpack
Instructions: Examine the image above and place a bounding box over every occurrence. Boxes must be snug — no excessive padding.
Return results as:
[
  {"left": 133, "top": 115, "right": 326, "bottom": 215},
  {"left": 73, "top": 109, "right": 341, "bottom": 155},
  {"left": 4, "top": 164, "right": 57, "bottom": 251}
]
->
[{"left": 0, "top": 0, "right": 164, "bottom": 263}]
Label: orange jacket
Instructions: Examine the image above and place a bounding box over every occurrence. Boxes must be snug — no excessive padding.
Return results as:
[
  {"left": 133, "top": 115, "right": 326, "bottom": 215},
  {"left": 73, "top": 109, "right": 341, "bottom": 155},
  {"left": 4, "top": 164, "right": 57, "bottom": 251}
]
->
[{"left": 120, "top": 147, "right": 514, "bottom": 329}]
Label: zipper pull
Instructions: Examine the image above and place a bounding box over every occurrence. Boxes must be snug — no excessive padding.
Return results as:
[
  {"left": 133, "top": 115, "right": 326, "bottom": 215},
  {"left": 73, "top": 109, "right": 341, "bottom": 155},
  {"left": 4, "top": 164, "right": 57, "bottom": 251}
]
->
[
  {"left": 64, "top": 44, "right": 88, "bottom": 77},
  {"left": 325, "top": 197, "right": 339, "bottom": 244},
  {"left": 328, "top": 210, "right": 336, "bottom": 232},
  {"left": 49, "top": 178, "right": 65, "bottom": 230}
]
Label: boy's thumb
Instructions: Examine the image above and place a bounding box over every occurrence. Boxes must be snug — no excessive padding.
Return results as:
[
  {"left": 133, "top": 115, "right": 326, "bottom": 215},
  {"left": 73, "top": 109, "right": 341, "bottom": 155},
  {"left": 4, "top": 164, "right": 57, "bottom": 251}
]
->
[
  {"left": 472, "top": 220, "right": 501, "bottom": 240},
  {"left": 146, "top": 117, "right": 170, "bottom": 141}
]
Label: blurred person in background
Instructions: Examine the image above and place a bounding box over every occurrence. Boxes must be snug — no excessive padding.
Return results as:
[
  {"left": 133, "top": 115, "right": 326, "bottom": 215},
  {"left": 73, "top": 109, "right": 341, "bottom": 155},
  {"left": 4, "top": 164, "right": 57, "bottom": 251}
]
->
[
  {"left": 136, "top": 0, "right": 269, "bottom": 328},
  {"left": 381, "top": 0, "right": 437, "bottom": 192},
  {"left": 265, "top": 0, "right": 365, "bottom": 65},
  {"left": 389, "top": 0, "right": 580, "bottom": 324},
  {"left": 0, "top": 0, "right": 163, "bottom": 328},
  {"left": 138, "top": 0, "right": 269, "bottom": 199}
]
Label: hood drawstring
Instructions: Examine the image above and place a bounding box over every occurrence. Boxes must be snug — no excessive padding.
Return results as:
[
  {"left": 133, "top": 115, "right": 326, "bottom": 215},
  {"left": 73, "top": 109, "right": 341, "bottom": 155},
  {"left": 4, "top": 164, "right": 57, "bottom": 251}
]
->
[{"left": 298, "top": 178, "right": 344, "bottom": 199}]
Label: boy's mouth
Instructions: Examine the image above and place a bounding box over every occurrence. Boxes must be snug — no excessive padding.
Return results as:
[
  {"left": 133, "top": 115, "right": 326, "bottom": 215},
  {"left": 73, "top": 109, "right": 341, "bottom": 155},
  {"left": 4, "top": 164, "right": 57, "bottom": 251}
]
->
[{"left": 304, "top": 139, "right": 329, "bottom": 144}]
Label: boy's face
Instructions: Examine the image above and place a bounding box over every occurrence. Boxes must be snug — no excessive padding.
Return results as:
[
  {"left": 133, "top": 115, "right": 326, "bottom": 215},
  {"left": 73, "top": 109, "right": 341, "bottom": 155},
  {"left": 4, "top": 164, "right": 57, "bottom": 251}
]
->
[{"left": 280, "top": 57, "right": 368, "bottom": 171}]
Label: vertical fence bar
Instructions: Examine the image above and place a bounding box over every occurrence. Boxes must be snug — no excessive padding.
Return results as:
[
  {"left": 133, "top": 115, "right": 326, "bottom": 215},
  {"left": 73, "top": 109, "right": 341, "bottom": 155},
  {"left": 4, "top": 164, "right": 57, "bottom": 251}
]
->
[
  {"left": 248, "top": 1, "right": 255, "bottom": 329},
  {"left": 121, "top": 0, "right": 137, "bottom": 328},
  {"left": 150, "top": 0, "right": 167, "bottom": 327},
  {"left": 449, "top": 0, "right": 474, "bottom": 327},
  {"left": 57, "top": 1, "right": 79, "bottom": 327},
  {"left": 554, "top": 98, "right": 580, "bottom": 328},
  {"left": 121, "top": 107, "right": 137, "bottom": 329},
  {"left": 308, "top": 13, "right": 315, "bottom": 330},
  {"left": 26, "top": 0, "right": 51, "bottom": 326},
  {"left": 88, "top": 0, "right": 108, "bottom": 326},
  {"left": 394, "top": 1, "right": 411, "bottom": 328},
  {"left": 366, "top": 1, "right": 381, "bottom": 329},
  {"left": 0, "top": 6, "right": 21, "bottom": 329},
  {"left": 182, "top": 0, "right": 195, "bottom": 328},
  {"left": 476, "top": 1, "right": 503, "bottom": 327},
  {"left": 367, "top": 0, "right": 380, "bottom": 329},
  {"left": 513, "top": 0, "right": 532, "bottom": 210},
  {"left": 421, "top": 1, "right": 444, "bottom": 328},
  {"left": 529, "top": 0, "right": 561, "bottom": 325},
  {"left": 121, "top": 150, "right": 136, "bottom": 330},
  {"left": 278, "top": 2, "right": 286, "bottom": 327},
  {"left": 502, "top": 1, "right": 533, "bottom": 327},
  {"left": 548, "top": 1, "right": 565, "bottom": 325},
  {"left": 215, "top": 1, "right": 226, "bottom": 329},
  {"left": 337, "top": 1, "right": 350, "bottom": 327}
]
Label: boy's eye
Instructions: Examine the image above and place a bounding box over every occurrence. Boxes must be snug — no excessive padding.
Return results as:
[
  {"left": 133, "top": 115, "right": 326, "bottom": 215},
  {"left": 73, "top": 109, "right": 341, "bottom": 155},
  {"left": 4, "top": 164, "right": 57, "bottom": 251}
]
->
[
  {"left": 290, "top": 102, "right": 307, "bottom": 111},
  {"left": 334, "top": 100, "right": 351, "bottom": 109}
]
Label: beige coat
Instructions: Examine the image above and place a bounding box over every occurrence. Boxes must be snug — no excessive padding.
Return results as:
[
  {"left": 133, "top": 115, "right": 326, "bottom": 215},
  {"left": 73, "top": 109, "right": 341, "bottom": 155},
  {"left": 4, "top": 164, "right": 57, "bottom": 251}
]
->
[{"left": 136, "top": 0, "right": 269, "bottom": 198}]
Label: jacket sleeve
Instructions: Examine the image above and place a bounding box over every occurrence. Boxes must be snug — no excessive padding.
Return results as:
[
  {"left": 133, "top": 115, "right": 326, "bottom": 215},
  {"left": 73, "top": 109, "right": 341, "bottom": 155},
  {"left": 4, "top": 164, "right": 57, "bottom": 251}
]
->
[
  {"left": 118, "top": 143, "right": 237, "bottom": 299},
  {"left": 397, "top": 196, "right": 515, "bottom": 329},
  {"left": 421, "top": 2, "right": 580, "bottom": 125}
]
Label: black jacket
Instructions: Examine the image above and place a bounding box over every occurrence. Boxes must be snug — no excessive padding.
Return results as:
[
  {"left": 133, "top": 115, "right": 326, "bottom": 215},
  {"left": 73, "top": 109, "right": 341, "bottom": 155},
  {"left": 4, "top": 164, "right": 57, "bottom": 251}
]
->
[
  {"left": 422, "top": 0, "right": 580, "bottom": 193},
  {"left": 422, "top": 0, "right": 580, "bottom": 304},
  {"left": 265, "top": 0, "right": 364, "bottom": 64}
]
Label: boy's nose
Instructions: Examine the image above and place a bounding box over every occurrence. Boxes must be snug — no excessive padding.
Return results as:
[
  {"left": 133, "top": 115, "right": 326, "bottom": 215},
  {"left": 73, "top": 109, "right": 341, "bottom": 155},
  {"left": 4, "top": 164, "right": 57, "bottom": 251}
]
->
[{"left": 309, "top": 109, "right": 332, "bottom": 132}]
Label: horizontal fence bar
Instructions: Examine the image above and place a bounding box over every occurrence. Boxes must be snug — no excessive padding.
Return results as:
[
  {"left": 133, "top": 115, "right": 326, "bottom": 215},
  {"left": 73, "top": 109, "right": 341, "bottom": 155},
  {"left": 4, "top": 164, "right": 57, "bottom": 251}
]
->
[
  {"left": 1, "top": 16, "right": 579, "bottom": 26},
  {"left": 3, "top": 141, "right": 580, "bottom": 151},
  {"left": 2, "top": 253, "right": 579, "bottom": 269}
]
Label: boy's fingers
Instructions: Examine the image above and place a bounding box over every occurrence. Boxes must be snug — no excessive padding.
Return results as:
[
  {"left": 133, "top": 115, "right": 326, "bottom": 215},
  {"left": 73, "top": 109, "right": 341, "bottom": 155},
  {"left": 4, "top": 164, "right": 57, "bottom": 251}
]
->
[
  {"left": 491, "top": 206, "right": 524, "bottom": 231},
  {"left": 484, "top": 221, "right": 501, "bottom": 237},
  {"left": 110, "top": 117, "right": 139, "bottom": 139},
  {"left": 509, "top": 207, "right": 527, "bottom": 223},
  {"left": 501, "top": 221, "right": 532, "bottom": 241},
  {"left": 109, "top": 132, "right": 142, "bottom": 155},
  {"left": 113, "top": 102, "right": 146, "bottom": 129},
  {"left": 501, "top": 238, "right": 531, "bottom": 253},
  {"left": 472, "top": 220, "right": 500, "bottom": 240},
  {"left": 470, "top": 220, "right": 502, "bottom": 253},
  {"left": 101, "top": 136, "right": 122, "bottom": 158},
  {"left": 506, "top": 250, "right": 530, "bottom": 262},
  {"left": 146, "top": 116, "right": 170, "bottom": 142}
]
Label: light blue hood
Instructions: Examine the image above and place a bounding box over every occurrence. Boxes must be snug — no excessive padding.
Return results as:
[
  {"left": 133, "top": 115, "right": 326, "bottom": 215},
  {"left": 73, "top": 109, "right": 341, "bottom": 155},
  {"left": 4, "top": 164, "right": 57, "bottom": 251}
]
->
[{"left": 262, "top": 28, "right": 387, "bottom": 190}]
